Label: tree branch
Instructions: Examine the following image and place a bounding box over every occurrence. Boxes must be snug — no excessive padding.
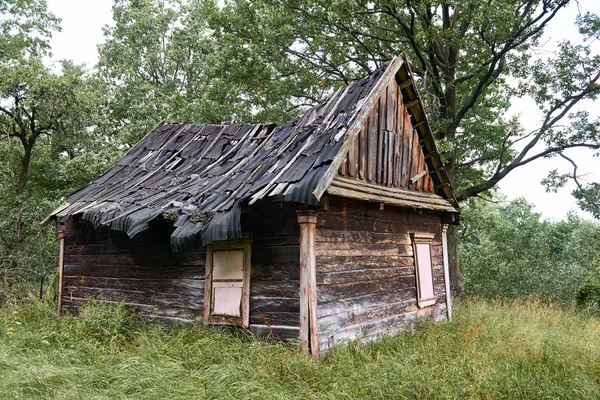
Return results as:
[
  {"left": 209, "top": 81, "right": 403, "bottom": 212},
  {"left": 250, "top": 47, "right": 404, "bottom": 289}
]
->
[{"left": 457, "top": 143, "right": 600, "bottom": 200}]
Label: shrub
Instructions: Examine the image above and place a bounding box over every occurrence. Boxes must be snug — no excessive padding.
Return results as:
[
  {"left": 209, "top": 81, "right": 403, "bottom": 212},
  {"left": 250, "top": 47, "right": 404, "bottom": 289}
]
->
[
  {"left": 71, "top": 299, "right": 141, "bottom": 343},
  {"left": 576, "top": 282, "right": 600, "bottom": 308}
]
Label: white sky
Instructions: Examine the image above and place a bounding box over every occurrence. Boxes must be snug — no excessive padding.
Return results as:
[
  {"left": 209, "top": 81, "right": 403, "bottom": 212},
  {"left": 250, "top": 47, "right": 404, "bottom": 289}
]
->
[{"left": 46, "top": 0, "right": 600, "bottom": 221}]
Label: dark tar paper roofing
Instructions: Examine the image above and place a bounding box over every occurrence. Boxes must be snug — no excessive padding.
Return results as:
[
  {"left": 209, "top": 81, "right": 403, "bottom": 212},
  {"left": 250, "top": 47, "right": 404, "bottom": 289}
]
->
[{"left": 51, "top": 65, "right": 387, "bottom": 251}]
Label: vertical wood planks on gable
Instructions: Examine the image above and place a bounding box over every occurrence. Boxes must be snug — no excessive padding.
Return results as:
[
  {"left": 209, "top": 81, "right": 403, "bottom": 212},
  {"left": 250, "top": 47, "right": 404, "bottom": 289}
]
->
[
  {"left": 339, "top": 152, "right": 348, "bottom": 176},
  {"left": 377, "top": 94, "right": 386, "bottom": 184},
  {"left": 386, "top": 82, "right": 396, "bottom": 132},
  {"left": 348, "top": 134, "right": 357, "bottom": 177},
  {"left": 393, "top": 87, "right": 403, "bottom": 187},
  {"left": 367, "top": 104, "right": 378, "bottom": 182},
  {"left": 387, "top": 131, "right": 395, "bottom": 186},
  {"left": 409, "top": 130, "right": 421, "bottom": 190},
  {"left": 382, "top": 126, "right": 388, "bottom": 185},
  {"left": 387, "top": 82, "right": 398, "bottom": 187},
  {"left": 359, "top": 121, "right": 367, "bottom": 180},
  {"left": 401, "top": 110, "right": 412, "bottom": 188},
  {"left": 335, "top": 77, "right": 436, "bottom": 193},
  {"left": 416, "top": 142, "right": 426, "bottom": 191}
]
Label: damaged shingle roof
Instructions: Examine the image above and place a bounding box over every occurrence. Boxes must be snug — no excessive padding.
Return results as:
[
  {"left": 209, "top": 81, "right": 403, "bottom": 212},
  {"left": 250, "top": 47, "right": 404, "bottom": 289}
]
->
[
  {"left": 47, "top": 55, "right": 457, "bottom": 251},
  {"left": 50, "top": 63, "right": 387, "bottom": 250}
]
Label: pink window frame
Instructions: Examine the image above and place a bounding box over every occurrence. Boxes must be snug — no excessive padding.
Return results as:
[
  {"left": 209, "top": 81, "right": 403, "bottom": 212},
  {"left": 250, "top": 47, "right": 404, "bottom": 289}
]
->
[
  {"left": 410, "top": 232, "right": 436, "bottom": 308},
  {"left": 204, "top": 238, "right": 251, "bottom": 327}
]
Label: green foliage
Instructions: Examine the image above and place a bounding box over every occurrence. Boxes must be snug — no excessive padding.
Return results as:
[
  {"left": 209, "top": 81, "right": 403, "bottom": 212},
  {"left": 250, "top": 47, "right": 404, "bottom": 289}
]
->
[
  {"left": 204, "top": 0, "right": 600, "bottom": 206},
  {"left": 460, "top": 196, "right": 600, "bottom": 303},
  {"left": 0, "top": 0, "right": 60, "bottom": 61},
  {"left": 0, "top": 58, "right": 120, "bottom": 298},
  {"left": 98, "top": 0, "right": 258, "bottom": 145},
  {"left": 573, "top": 182, "right": 600, "bottom": 219},
  {"left": 576, "top": 283, "right": 600, "bottom": 309},
  {"left": 0, "top": 0, "right": 122, "bottom": 298},
  {"left": 1, "top": 299, "right": 600, "bottom": 398}
]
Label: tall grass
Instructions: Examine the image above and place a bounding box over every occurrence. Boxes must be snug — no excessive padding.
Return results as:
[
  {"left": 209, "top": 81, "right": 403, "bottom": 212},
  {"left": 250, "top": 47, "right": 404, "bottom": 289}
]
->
[{"left": 1, "top": 299, "right": 599, "bottom": 399}]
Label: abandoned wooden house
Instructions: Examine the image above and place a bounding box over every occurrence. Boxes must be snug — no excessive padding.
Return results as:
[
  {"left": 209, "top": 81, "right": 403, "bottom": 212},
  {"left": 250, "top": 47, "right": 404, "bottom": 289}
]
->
[{"left": 46, "top": 54, "right": 459, "bottom": 358}]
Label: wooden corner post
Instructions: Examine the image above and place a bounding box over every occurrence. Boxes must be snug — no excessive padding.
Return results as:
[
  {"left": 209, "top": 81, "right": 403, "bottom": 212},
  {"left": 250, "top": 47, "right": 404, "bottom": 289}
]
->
[
  {"left": 297, "top": 210, "right": 320, "bottom": 360},
  {"left": 441, "top": 224, "right": 452, "bottom": 320},
  {"left": 57, "top": 229, "right": 65, "bottom": 314}
]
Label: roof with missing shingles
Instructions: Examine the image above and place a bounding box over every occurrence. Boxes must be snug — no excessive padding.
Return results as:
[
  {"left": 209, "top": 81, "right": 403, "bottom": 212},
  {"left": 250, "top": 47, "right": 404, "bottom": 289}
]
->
[{"left": 48, "top": 55, "right": 457, "bottom": 251}]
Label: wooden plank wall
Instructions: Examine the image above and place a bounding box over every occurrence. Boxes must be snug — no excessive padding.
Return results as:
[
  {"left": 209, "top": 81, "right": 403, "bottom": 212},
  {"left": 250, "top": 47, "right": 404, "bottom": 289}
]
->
[
  {"left": 339, "top": 77, "right": 435, "bottom": 192},
  {"left": 315, "top": 196, "right": 447, "bottom": 352},
  {"left": 62, "top": 217, "right": 205, "bottom": 324},
  {"left": 241, "top": 200, "right": 301, "bottom": 341},
  {"left": 62, "top": 200, "right": 302, "bottom": 342}
]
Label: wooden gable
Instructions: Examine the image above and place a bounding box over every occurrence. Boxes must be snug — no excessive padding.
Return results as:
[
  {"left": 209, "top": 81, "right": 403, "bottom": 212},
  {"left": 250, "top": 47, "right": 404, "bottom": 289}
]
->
[
  {"left": 323, "top": 56, "right": 458, "bottom": 213},
  {"left": 336, "top": 74, "right": 434, "bottom": 192}
]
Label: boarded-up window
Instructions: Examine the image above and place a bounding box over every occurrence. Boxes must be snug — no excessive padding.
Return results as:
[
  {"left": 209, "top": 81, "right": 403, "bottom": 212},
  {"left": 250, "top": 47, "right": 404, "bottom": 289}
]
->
[
  {"left": 204, "top": 241, "right": 250, "bottom": 327},
  {"left": 411, "top": 233, "right": 436, "bottom": 308},
  {"left": 212, "top": 250, "right": 244, "bottom": 316}
]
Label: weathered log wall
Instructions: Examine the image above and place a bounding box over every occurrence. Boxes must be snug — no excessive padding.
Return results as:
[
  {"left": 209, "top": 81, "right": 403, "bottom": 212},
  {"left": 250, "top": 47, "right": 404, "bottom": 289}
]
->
[
  {"left": 316, "top": 196, "right": 447, "bottom": 352},
  {"left": 241, "top": 200, "right": 301, "bottom": 341},
  {"left": 62, "top": 216, "right": 205, "bottom": 324},
  {"left": 61, "top": 199, "right": 301, "bottom": 340}
]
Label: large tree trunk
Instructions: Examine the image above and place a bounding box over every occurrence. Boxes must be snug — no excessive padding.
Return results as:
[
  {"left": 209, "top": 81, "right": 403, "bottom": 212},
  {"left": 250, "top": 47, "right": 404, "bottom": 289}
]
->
[
  {"left": 13, "top": 142, "right": 34, "bottom": 249},
  {"left": 16, "top": 141, "right": 33, "bottom": 196}
]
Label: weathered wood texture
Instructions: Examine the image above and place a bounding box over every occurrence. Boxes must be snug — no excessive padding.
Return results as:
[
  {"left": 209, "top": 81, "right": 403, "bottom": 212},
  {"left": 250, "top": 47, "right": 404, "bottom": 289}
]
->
[
  {"left": 315, "top": 196, "right": 447, "bottom": 352},
  {"left": 62, "top": 217, "right": 206, "bottom": 323},
  {"left": 338, "top": 76, "right": 435, "bottom": 193},
  {"left": 241, "top": 200, "right": 301, "bottom": 341},
  {"left": 62, "top": 200, "right": 302, "bottom": 341}
]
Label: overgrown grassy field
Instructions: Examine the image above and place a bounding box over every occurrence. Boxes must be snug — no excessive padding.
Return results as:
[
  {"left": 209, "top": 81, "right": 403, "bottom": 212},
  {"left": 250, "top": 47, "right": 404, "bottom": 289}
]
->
[{"left": 0, "top": 299, "right": 599, "bottom": 399}]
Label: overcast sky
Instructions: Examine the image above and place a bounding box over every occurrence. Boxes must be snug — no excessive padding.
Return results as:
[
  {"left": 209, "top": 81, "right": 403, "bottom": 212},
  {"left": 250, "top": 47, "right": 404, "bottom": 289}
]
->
[{"left": 46, "top": 0, "right": 600, "bottom": 221}]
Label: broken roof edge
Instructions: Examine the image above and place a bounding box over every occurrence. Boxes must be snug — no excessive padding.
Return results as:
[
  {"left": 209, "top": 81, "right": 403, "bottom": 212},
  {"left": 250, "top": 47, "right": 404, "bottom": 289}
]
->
[{"left": 40, "top": 120, "right": 169, "bottom": 227}]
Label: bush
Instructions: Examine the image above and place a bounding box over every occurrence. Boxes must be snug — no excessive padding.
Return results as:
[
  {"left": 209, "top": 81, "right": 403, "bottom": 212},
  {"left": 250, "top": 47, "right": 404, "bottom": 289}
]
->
[
  {"left": 460, "top": 197, "right": 600, "bottom": 304},
  {"left": 576, "top": 283, "right": 600, "bottom": 309},
  {"left": 71, "top": 299, "right": 141, "bottom": 343}
]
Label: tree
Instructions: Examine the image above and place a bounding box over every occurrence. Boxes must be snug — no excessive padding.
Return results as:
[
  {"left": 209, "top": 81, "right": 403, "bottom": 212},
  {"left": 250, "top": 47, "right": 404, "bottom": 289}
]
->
[
  {"left": 460, "top": 197, "right": 600, "bottom": 303},
  {"left": 207, "top": 0, "right": 600, "bottom": 294},
  {"left": 100, "top": 0, "right": 600, "bottom": 294},
  {"left": 0, "top": 0, "right": 60, "bottom": 61},
  {"left": 98, "top": 0, "right": 254, "bottom": 145},
  {"left": 0, "top": 59, "right": 117, "bottom": 295}
]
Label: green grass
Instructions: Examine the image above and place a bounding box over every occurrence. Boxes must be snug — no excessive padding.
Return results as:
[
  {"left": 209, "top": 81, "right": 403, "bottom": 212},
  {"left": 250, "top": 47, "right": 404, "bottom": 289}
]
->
[{"left": 0, "top": 299, "right": 599, "bottom": 399}]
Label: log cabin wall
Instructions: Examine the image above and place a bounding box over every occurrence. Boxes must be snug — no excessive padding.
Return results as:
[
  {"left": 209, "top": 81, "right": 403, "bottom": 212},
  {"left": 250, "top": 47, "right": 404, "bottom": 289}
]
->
[
  {"left": 315, "top": 196, "right": 447, "bottom": 352},
  {"left": 241, "top": 200, "right": 301, "bottom": 341},
  {"left": 338, "top": 75, "right": 435, "bottom": 192},
  {"left": 62, "top": 199, "right": 302, "bottom": 341},
  {"left": 61, "top": 216, "right": 206, "bottom": 324}
]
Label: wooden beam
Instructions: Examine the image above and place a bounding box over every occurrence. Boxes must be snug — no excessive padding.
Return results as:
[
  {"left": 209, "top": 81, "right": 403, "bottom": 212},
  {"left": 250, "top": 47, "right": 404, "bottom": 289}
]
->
[
  {"left": 424, "top": 151, "right": 438, "bottom": 160},
  {"left": 297, "top": 210, "right": 320, "bottom": 359},
  {"left": 434, "top": 182, "right": 451, "bottom": 190},
  {"left": 404, "top": 99, "right": 419, "bottom": 109},
  {"left": 413, "top": 120, "right": 426, "bottom": 129},
  {"left": 328, "top": 176, "right": 459, "bottom": 213},
  {"left": 398, "top": 80, "right": 412, "bottom": 89},
  {"left": 57, "top": 229, "right": 65, "bottom": 314}
]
